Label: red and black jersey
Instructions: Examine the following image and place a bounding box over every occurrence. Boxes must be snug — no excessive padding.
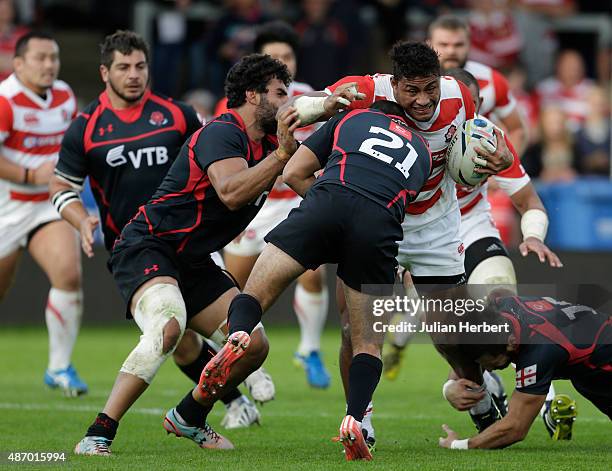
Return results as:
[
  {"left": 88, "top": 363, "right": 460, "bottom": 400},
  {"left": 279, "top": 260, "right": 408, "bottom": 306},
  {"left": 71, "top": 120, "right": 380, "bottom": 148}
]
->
[
  {"left": 55, "top": 90, "right": 202, "bottom": 251},
  {"left": 303, "top": 108, "right": 432, "bottom": 223},
  {"left": 497, "top": 296, "right": 612, "bottom": 404},
  {"left": 116, "top": 110, "right": 278, "bottom": 258}
]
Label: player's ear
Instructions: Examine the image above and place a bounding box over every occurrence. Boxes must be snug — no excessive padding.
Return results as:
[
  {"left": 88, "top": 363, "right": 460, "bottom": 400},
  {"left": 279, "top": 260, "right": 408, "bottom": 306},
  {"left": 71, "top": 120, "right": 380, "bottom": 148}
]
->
[
  {"left": 13, "top": 56, "right": 23, "bottom": 73},
  {"left": 507, "top": 334, "right": 519, "bottom": 353},
  {"left": 99, "top": 65, "right": 109, "bottom": 83},
  {"left": 245, "top": 89, "right": 259, "bottom": 106}
]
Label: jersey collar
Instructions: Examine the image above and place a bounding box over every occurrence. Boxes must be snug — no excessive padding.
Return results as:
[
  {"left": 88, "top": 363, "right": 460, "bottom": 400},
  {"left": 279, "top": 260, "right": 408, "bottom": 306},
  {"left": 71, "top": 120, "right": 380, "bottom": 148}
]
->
[{"left": 100, "top": 89, "right": 152, "bottom": 123}]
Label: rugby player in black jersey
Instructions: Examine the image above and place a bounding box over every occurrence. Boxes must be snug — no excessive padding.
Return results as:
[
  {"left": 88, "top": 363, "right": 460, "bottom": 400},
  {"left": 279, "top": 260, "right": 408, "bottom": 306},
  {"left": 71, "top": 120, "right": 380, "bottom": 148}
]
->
[
  {"left": 436, "top": 290, "right": 611, "bottom": 449},
  {"left": 201, "top": 100, "right": 433, "bottom": 461},
  {"left": 49, "top": 31, "right": 267, "bottom": 452}
]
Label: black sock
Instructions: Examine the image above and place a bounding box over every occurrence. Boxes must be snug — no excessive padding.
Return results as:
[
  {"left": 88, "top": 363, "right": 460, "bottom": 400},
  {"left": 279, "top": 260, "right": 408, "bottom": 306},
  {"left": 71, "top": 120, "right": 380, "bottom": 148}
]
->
[
  {"left": 176, "top": 340, "right": 242, "bottom": 405},
  {"left": 228, "top": 294, "right": 263, "bottom": 335},
  {"left": 86, "top": 413, "right": 119, "bottom": 441},
  {"left": 175, "top": 391, "right": 212, "bottom": 427},
  {"left": 346, "top": 353, "right": 383, "bottom": 422}
]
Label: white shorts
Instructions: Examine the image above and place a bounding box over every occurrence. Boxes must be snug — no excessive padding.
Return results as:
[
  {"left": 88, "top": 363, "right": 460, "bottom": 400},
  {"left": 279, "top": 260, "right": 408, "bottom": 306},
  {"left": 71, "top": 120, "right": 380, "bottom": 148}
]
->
[
  {"left": 224, "top": 196, "right": 301, "bottom": 257},
  {"left": 397, "top": 207, "right": 465, "bottom": 277},
  {"left": 0, "top": 198, "right": 60, "bottom": 258},
  {"left": 460, "top": 208, "right": 501, "bottom": 250}
]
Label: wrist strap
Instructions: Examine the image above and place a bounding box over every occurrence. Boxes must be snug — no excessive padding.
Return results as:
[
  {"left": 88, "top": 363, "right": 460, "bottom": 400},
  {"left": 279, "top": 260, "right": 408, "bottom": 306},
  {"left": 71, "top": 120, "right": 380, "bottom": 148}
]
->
[
  {"left": 442, "top": 379, "right": 456, "bottom": 400},
  {"left": 450, "top": 439, "right": 469, "bottom": 450}
]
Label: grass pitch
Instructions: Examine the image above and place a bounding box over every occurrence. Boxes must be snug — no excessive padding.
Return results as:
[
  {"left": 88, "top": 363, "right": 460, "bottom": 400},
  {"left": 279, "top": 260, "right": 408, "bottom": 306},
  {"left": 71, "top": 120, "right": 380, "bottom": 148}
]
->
[{"left": 0, "top": 326, "right": 610, "bottom": 470}]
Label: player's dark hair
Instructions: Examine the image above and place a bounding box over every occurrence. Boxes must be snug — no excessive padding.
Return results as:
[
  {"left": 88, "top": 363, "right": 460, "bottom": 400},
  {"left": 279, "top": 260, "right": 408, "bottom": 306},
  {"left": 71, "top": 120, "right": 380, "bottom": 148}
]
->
[
  {"left": 225, "top": 53, "right": 291, "bottom": 108},
  {"left": 428, "top": 14, "right": 470, "bottom": 38},
  {"left": 444, "top": 68, "right": 480, "bottom": 94},
  {"left": 389, "top": 41, "right": 440, "bottom": 81},
  {"left": 253, "top": 21, "right": 299, "bottom": 55},
  {"left": 100, "top": 30, "right": 150, "bottom": 69},
  {"left": 369, "top": 100, "right": 406, "bottom": 120},
  {"left": 14, "top": 31, "right": 56, "bottom": 58},
  {"left": 456, "top": 301, "right": 513, "bottom": 362}
]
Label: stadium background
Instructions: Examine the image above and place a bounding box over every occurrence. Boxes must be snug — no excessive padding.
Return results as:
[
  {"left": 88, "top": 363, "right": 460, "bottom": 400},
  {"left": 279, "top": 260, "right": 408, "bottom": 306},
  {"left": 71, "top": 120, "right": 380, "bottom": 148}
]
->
[{"left": 1, "top": 0, "right": 610, "bottom": 323}]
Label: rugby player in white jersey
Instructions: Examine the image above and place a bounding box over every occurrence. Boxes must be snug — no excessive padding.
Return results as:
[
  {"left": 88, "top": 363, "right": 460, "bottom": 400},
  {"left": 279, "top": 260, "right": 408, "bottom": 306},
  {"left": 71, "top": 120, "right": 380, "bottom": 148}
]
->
[
  {"left": 0, "top": 31, "right": 86, "bottom": 396},
  {"left": 286, "top": 41, "right": 514, "bottom": 448}
]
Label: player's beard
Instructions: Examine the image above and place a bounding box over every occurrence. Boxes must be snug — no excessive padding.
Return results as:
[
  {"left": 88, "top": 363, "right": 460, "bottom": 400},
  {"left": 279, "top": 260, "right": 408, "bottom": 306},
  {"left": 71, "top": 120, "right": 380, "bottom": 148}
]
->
[
  {"left": 256, "top": 96, "right": 278, "bottom": 135},
  {"left": 110, "top": 79, "right": 146, "bottom": 104}
]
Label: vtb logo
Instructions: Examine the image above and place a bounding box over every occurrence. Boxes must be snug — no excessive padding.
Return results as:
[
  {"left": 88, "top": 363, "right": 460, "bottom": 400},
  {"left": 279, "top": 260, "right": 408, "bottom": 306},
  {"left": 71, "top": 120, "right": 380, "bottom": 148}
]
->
[
  {"left": 106, "top": 145, "right": 169, "bottom": 169},
  {"left": 144, "top": 264, "right": 159, "bottom": 275}
]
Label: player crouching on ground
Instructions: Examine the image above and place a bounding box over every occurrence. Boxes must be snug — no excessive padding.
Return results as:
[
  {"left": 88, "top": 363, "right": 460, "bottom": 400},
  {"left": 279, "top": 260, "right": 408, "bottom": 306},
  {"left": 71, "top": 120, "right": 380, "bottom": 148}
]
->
[
  {"left": 434, "top": 288, "right": 611, "bottom": 449},
  {"left": 200, "top": 100, "right": 433, "bottom": 461}
]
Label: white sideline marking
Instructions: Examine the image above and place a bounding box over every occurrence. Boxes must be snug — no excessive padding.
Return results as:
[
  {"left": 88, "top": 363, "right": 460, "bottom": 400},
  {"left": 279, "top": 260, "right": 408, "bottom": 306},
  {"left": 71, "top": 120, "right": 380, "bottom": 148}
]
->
[{"left": 0, "top": 402, "right": 609, "bottom": 423}]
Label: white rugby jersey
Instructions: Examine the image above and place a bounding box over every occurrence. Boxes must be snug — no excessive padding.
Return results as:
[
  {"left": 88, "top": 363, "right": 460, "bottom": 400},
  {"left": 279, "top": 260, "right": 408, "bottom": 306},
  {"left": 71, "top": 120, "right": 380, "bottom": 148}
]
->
[
  {"left": 464, "top": 60, "right": 516, "bottom": 119},
  {"left": 456, "top": 116, "right": 530, "bottom": 220},
  {"left": 0, "top": 73, "right": 76, "bottom": 202},
  {"left": 326, "top": 73, "right": 475, "bottom": 230}
]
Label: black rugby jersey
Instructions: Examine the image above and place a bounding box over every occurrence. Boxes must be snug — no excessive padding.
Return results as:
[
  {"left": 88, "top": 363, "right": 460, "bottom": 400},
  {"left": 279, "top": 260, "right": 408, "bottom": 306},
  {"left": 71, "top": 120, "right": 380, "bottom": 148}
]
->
[
  {"left": 302, "top": 108, "right": 432, "bottom": 222},
  {"left": 55, "top": 90, "right": 201, "bottom": 251},
  {"left": 116, "top": 110, "right": 279, "bottom": 258},
  {"left": 497, "top": 296, "right": 612, "bottom": 396}
]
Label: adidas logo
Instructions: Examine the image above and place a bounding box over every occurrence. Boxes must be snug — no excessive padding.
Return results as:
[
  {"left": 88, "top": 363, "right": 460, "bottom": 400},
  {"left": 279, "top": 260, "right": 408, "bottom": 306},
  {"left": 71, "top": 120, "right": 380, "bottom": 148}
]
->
[{"left": 486, "top": 243, "right": 500, "bottom": 252}]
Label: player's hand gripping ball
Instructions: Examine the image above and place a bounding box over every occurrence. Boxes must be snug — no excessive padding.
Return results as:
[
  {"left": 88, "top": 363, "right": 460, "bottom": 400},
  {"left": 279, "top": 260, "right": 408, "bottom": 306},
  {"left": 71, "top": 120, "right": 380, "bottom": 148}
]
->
[{"left": 446, "top": 118, "right": 497, "bottom": 187}]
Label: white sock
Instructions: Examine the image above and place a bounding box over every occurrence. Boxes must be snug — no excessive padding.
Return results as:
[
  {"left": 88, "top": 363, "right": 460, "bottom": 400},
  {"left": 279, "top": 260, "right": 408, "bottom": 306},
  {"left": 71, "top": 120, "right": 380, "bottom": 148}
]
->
[
  {"left": 362, "top": 401, "right": 375, "bottom": 438},
  {"left": 469, "top": 390, "right": 492, "bottom": 415},
  {"left": 46, "top": 288, "right": 82, "bottom": 371},
  {"left": 294, "top": 283, "right": 328, "bottom": 356},
  {"left": 541, "top": 383, "right": 557, "bottom": 416}
]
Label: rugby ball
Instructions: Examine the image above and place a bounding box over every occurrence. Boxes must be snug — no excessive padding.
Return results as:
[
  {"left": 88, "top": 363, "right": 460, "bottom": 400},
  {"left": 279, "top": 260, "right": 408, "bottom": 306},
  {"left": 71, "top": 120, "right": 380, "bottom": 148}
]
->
[{"left": 446, "top": 118, "right": 497, "bottom": 187}]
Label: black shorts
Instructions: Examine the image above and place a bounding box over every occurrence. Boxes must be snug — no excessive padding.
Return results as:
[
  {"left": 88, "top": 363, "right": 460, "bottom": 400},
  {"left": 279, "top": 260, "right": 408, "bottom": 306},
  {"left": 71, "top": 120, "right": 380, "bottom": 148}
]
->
[
  {"left": 109, "top": 236, "right": 236, "bottom": 319},
  {"left": 571, "top": 373, "right": 612, "bottom": 420},
  {"left": 464, "top": 237, "right": 509, "bottom": 279},
  {"left": 265, "top": 183, "right": 401, "bottom": 295}
]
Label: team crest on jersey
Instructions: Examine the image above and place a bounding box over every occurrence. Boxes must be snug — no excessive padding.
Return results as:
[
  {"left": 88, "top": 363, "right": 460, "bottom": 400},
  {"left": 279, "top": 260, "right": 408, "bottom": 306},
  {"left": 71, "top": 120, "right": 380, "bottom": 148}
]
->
[
  {"left": 525, "top": 300, "right": 554, "bottom": 312},
  {"left": 24, "top": 112, "right": 39, "bottom": 126},
  {"left": 516, "top": 364, "right": 537, "bottom": 388},
  {"left": 444, "top": 124, "right": 457, "bottom": 143},
  {"left": 149, "top": 111, "right": 168, "bottom": 126}
]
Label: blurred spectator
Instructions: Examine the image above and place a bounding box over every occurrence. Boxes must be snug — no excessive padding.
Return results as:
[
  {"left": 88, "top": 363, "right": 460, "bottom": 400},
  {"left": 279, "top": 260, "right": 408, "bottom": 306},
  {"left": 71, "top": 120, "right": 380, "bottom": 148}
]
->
[
  {"left": 506, "top": 64, "right": 539, "bottom": 144},
  {"left": 205, "top": 0, "right": 269, "bottom": 95},
  {"left": 294, "top": 0, "right": 349, "bottom": 90},
  {"left": 536, "top": 49, "right": 596, "bottom": 133},
  {"left": 574, "top": 86, "right": 611, "bottom": 177},
  {"left": 152, "top": 0, "right": 191, "bottom": 97},
  {"left": 0, "top": 0, "right": 28, "bottom": 82},
  {"left": 183, "top": 88, "right": 216, "bottom": 123},
  {"left": 514, "top": 0, "right": 576, "bottom": 86},
  {"left": 523, "top": 106, "right": 576, "bottom": 182},
  {"left": 467, "top": 0, "right": 521, "bottom": 70}
]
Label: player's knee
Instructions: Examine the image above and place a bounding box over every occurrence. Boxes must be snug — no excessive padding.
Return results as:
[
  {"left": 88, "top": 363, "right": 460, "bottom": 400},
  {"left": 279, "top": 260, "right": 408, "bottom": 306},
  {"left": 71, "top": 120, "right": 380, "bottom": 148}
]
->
[
  {"left": 173, "top": 329, "right": 202, "bottom": 365},
  {"left": 299, "top": 269, "right": 323, "bottom": 292},
  {"left": 162, "top": 318, "right": 182, "bottom": 354},
  {"left": 340, "top": 321, "right": 351, "bottom": 344},
  {"left": 52, "top": 265, "right": 81, "bottom": 291},
  {"left": 468, "top": 256, "right": 517, "bottom": 289},
  {"left": 121, "top": 283, "right": 187, "bottom": 383}
]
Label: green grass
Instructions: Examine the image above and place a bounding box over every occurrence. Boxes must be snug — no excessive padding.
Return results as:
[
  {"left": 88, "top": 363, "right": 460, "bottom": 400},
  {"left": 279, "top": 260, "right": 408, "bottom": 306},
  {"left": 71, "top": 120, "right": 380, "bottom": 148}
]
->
[{"left": 0, "top": 326, "right": 610, "bottom": 470}]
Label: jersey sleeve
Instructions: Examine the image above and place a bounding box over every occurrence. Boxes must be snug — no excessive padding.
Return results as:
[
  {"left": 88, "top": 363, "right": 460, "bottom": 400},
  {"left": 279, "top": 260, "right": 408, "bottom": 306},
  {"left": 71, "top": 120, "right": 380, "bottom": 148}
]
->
[
  {"left": 515, "top": 343, "right": 568, "bottom": 395},
  {"left": 55, "top": 116, "right": 88, "bottom": 189},
  {"left": 325, "top": 75, "right": 375, "bottom": 111},
  {"left": 0, "top": 95, "right": 14, "bottom": 144},
  {"left": 491, "top": 69, "right": 517, "bottom": 118},
  {"left": 301, "top": 114, "right": 341, "bottom": 167},
  {"left": 493, "top": 134, "right": 530, "bottom": 195},
  {"left": 194, "top": 121, "right": 247, "bottom": 171}
]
